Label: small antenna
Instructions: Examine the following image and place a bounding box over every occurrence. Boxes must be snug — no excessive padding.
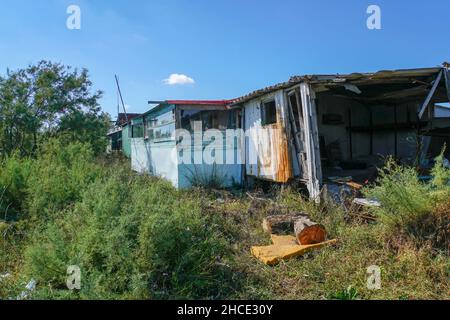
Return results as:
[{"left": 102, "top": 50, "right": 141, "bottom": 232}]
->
[{"left": 115, "top": 75, "right": 129, "bottom": 124}]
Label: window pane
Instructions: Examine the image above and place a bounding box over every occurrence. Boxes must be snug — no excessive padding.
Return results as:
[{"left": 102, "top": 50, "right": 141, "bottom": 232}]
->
[
  {"left": 262, "top": 100, "right": 277, "bottom": 125},
  {"left": 180, "top": 109, "right": 240, "bottom": 131},
  {"left": 148, "top": 123, "right": 175, "bottom": 142},
  {"left": 148, "top": 111, "right": 175, "bottom": 128},
  {"left": 132, "top": 124, "right": 144, "bottom": 138}
]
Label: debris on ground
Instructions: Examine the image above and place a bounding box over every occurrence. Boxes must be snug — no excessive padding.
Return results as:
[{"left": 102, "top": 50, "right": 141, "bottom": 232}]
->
[
  {"left": 0, "top": 273, "right": 11, "bottom": 281},
  {"left": 352, "top": 198, "right": 381, "bottom": 207},
  {"left": 17, "top": 279, "right": 37, "bottom": 300},
  {"left": 262, "top": 213, "right": 327, "bottom": 245},
  {"left": 251, "top": 234, "right": 337, "bottom": 266},
  {"left": 253, "top": 212, "right": 335, "bottom": 265},
  {"left": 322, "top": 183, "right": 353, "bottom": 205}
]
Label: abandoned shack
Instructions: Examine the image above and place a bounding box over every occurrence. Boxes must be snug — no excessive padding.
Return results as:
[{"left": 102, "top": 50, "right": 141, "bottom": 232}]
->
[
  {"left": 130, "top": 100, "right": 243, "bottom": 188},
  {"left": 127, "top": 65, "right": 450, "bottom": 198}
]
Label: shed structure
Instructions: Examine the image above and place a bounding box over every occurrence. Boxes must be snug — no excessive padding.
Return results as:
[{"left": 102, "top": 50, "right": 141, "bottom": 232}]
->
[
  {"left": 129, "top": 100, "right": 244, "bottom": 188},
  {"left": 128, "top": 65, "right": 450, "bottom": 197},
  {"left": 231, "top": 66, "right": 450, "bottom": 197}
]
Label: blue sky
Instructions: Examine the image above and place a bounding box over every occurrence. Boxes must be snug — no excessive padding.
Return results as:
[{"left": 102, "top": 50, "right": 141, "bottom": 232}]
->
[{"left": 0, "top": 0, "right": 449, "bottom": 118}]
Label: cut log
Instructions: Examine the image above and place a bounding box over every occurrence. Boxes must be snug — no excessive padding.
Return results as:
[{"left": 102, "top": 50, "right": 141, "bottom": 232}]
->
[
  {"left": 294, "top": 217, "right": 327, "bottom": 245},
  {"left": 262, "top": 213, "right": 308, "bottom": 234}
]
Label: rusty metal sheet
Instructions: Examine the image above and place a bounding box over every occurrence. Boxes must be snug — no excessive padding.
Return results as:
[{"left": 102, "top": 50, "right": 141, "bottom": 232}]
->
[{"left": 245, "top": 90, "right": 293, "bottom": 183}]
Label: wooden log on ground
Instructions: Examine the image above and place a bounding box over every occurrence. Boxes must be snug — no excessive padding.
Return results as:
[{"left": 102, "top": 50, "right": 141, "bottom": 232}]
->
[
  {"left": 294, "top": 217, "right": 327, "bottom": 245},
  {"left": 262, "top": 213, "right": 308, "bottom": 234}
]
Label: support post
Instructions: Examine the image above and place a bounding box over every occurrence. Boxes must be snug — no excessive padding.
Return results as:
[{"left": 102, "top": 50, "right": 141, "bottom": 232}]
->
[{"left": 418, "top": 70, "right": 443, "bottom": 119}]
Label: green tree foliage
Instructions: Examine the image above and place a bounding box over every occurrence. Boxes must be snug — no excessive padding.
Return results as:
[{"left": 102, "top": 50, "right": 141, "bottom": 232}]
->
[{"left": 0, "top": 61, "right": 109, "bottom": 157}]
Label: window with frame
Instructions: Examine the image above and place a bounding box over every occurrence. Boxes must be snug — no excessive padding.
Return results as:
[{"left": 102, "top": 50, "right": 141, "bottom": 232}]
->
[
  {"left": 146, "top": 110, "right": 176, "bottom": 142},
  {"left": 261, "top": 100, "right": 277, "bottom": 125},
  {"left": 180, "top": 109, "right": 240, "bottom": 132},
  {"left": 131, "top": 119, "right": 144, "bottom": 138}
]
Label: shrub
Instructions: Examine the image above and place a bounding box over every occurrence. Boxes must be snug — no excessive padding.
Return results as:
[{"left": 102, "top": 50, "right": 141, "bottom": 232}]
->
[
  {"left": 22, "top": 165, "right": 237, "bottom": 299},
  {"left": 26, "top": 139, "right": 102, "bottom": 222},
  {"left": 0, "top": 154, "right": 32, "bottom": 220},
  {"left": 364, "top": 157, "right": 449, "bottom": 250}
]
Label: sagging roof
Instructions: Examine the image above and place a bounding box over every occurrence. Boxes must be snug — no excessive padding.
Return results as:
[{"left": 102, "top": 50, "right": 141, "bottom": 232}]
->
[{"left": 231, "top": 66, "right": 449, "bottom": 105}]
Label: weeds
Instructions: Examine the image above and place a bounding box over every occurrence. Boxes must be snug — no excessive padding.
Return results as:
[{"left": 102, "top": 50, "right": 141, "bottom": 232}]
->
[
  {"left": 0, "top": 139, "right": 448, "bottom": 300},
  {"left": 363, "top": 155, "right": 449, "bottom": 251}
]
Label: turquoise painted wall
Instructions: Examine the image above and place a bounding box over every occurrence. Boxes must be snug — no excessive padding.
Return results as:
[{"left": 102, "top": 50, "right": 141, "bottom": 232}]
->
[
  {"left": 129, "top": 104, "right": 244, "bottom": 189},
  {"left": 121, "top": 125, "right": 132, "bottom": 158}
]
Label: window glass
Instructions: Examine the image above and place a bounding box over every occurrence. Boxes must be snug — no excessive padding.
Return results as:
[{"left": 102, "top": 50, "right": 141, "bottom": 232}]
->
[
  {"left": 146, "top": 110, "right": 175, "bottom": 142},
  {"left": 261, "top": 100, "right": 277, "bottom": 125},
  {"left": 180, "top": 109, "right": 240, "bottom": 131},
  {"left": 132, "top": 124, "right": 144, "bottom": 138},
  {"left": 148, "top": 123, "right": 175, "bottom": 142}
]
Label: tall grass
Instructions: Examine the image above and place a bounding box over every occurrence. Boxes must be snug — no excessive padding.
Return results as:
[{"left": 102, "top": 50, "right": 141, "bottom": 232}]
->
[
  {"left": 0, "top": 138, "right": 448, "bottom": 300},
  {"left": 1, "top": 139, "right": 240, "bottom": 299}
]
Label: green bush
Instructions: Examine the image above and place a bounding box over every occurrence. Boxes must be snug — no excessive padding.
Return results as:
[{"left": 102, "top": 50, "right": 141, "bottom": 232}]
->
[
  {"left": 364, "top": 156, "right": 449, "bottom": 250},
  {"left": 0, "top": 154, "right": 32, "bottom": 220},
  {"left": 26, "top": 139, "right": 102, "bottom": 222},
  {"left": 22, "top": 164, "right": 237, "bottom": 299}
]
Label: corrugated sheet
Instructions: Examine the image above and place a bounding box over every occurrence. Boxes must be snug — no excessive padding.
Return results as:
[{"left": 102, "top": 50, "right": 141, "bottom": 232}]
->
[
  {"left": 232, "top": 67, "right": 444, "bottom": 105},
  {"left": 245, "top": 90, "right": 293, "bottom": 183}
]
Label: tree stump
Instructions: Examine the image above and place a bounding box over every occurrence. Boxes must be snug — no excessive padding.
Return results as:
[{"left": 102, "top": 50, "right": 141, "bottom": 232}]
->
[{"left": 294, "top": 217, "right": 327, "bottom": 245}]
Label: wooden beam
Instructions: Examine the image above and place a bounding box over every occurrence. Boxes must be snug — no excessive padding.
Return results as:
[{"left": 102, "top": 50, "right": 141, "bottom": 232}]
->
[
  {"left": 418, "top": 70, "right": 443, "bottom": 119},
  {"left": 444, "top": 68, "right": 450, "bottom": 101},
  {"left": 348, "top": 108, "right": 353, "bottom": 160}
]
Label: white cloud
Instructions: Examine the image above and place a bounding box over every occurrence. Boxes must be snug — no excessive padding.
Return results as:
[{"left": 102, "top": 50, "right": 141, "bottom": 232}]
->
[{"left": 163, "top": 73, "right": 195, "bottom": 85}]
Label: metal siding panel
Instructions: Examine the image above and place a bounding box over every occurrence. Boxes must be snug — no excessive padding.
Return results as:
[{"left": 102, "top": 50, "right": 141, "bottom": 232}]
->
[
  {"left": 244, "top": 90, "right": 293, "bottom": 182},
  {"left": 121, "top": 126, "right": 132, "bottom": 157},
  {"left": 178, "top": 134, "right": 243, "bottom": 188},
  {"left": 300, "top": 83, "right": 322, "bottom": 200},
  {"left": 148, "top": 141, "right": 179, "bottom": 188},
  {"left": 131, "top": 138, "right": 149, "bottom": 173}
]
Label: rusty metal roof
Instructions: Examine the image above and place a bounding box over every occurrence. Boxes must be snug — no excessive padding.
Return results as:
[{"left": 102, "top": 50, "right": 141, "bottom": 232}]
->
[{"left": 231, "top": 66, "right": 445, "bottom": 105}]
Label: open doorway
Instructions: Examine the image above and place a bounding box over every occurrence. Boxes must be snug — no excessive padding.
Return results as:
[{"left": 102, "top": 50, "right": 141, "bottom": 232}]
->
[{"left": 312, "top": 69, "right": 450, "bottom": 184}]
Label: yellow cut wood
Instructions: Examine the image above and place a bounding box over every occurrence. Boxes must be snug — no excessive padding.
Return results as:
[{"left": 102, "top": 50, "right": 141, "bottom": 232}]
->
[{"left": 251, "top": 235, "right": 337, "bottom": 266}]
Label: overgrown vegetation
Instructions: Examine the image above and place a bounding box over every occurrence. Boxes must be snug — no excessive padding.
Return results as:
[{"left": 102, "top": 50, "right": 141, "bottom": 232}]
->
[
  {"left": 0, "top": 62, "right": 448, "bottom": 300},
  {"left": 0, "top": 140, "right": 448, "bottom": 299},
  {"left": 363, "top": 154, "right": 449, "bottom": 251}
]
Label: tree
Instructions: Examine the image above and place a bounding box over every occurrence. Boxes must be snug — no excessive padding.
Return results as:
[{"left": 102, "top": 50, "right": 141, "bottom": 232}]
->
[{"left": 0, "top": 61, "right": 109, "bottom": 157}]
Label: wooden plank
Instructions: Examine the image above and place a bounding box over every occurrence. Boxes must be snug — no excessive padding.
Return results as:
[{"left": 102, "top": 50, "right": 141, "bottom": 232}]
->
[
  {"left": 418, "top": 70, "right": 443, "bottom": 119},
  {"left": 444, "top": 68, "right": 450, "bottom": 101}
]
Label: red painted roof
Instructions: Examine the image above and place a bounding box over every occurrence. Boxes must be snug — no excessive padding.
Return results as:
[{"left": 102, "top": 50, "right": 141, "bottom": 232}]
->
[{"left": 166, "top": 100, "right": 233, "bottom": 105}]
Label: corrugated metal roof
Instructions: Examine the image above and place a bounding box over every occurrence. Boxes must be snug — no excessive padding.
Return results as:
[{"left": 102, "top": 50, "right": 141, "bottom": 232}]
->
[{"left": 231, "top": 67, "right": 445, "bottom": 105}]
